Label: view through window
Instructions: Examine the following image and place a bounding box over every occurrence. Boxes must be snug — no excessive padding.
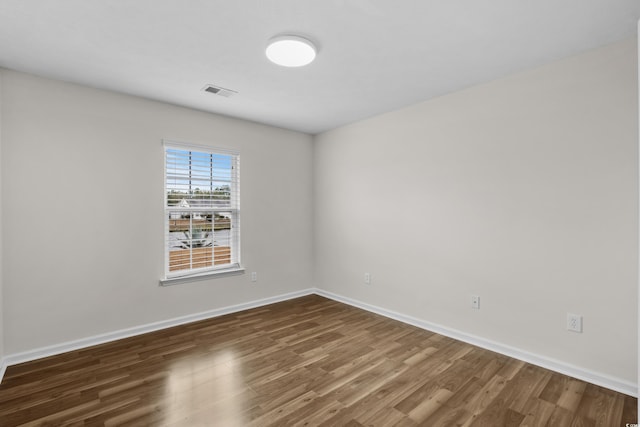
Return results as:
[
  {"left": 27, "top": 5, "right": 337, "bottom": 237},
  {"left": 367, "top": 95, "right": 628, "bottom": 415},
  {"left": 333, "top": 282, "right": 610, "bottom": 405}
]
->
[{"left": 164, "top": 142, "right": 240, "bottom": 278}]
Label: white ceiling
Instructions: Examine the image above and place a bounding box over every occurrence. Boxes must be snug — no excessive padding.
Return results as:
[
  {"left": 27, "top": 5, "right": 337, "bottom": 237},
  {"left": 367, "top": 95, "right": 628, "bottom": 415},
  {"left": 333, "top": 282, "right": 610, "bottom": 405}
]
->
[{"left": 0, "top": 1, "right": 638, "bottom": 134}]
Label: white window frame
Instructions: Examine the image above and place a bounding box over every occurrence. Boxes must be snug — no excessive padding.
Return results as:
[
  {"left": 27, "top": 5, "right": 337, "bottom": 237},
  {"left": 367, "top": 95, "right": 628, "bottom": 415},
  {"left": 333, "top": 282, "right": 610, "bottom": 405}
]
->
[{"left": 161, "top": 140, "right": 243, "bottom": 285}]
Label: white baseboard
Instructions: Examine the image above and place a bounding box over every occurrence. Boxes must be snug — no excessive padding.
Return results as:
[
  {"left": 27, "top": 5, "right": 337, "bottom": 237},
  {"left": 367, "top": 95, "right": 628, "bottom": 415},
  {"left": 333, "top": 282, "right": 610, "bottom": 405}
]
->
[
  {"left": 0, "top": 288, "right": 315, "bottom": 383},
  {"left": 314, "top": 288, "right": 638, "bottom": 398},
  {"left": 0, "top": 358, "right": 7, "bottom": 384},
  {"left": 1, "top": 287, "right": 636, "bottom": 398}
]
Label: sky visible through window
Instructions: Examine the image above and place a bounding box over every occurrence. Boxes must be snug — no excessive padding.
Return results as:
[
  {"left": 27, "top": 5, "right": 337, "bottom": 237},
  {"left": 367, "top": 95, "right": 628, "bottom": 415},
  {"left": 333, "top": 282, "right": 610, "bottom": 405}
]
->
[{"left": 166, "top": 148, "right": 233, "bottom": 205}]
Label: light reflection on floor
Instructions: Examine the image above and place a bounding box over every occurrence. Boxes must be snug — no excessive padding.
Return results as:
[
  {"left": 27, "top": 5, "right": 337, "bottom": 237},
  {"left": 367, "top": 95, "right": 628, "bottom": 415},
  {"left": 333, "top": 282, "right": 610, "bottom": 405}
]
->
[{"left": 163, "top": 350, "right": 250, "bottom": 426}]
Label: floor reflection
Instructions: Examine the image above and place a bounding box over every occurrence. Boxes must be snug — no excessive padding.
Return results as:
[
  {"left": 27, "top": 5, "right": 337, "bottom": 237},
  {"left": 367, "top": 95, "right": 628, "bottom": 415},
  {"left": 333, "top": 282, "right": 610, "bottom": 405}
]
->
[{"left": 163, "top": 349, "right": 250, "bottom": 426}]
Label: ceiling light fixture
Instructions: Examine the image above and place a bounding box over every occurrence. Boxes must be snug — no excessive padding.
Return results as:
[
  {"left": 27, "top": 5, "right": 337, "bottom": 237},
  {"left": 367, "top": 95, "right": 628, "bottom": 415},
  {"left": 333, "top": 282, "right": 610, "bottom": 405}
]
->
[{"left": 266, "top": 35, "right": 317, "bottom": 67}]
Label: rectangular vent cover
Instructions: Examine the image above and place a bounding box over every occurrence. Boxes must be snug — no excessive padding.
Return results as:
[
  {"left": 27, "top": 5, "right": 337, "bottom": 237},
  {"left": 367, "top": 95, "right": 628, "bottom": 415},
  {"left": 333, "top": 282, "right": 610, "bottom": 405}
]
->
[{"left": 202, "top": 84, "right": 237, "bottom": 98}]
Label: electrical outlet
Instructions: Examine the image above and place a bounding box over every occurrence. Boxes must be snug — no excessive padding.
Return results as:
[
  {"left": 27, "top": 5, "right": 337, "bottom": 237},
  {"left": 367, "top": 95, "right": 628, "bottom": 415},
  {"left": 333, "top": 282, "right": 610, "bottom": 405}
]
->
[
  {"left": 471, "top": 295, "right": 480, "bottom": 309},
  {"left": 567, "top": 313, "right": 582, "bottom": 333},
  {"left": 364, "top": 273, "right": 371, "bottom": 285},
  {"left": 251, "top": 272, "right": 257, "bottom": 282}
]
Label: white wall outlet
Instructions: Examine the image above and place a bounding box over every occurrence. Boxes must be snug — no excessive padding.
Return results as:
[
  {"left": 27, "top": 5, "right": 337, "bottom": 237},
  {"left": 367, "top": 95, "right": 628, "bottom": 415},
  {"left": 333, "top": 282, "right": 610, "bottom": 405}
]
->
[
  {"left": 567, "top": 313, "right": 582, "bottom": 333},
  {"left": 364, "top": 273, "right": 371, "bottom": 285},
  {"left": 471, "top": 295, "right": 480, "bottom": 309},
  {"left": 251, "top": 272, "right": 257, "bottom": 282}
]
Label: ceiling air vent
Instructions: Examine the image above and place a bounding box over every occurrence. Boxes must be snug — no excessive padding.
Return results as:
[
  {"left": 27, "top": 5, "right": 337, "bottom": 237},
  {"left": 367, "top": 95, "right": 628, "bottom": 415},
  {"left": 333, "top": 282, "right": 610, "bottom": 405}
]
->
[{"left": 202, "top": 84, "right": 237, "bottom": 98}]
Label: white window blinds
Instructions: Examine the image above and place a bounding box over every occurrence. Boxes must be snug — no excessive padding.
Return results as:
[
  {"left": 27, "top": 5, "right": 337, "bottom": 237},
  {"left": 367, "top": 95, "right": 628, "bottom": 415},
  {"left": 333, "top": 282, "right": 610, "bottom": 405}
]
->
[{"left": 164, "top": 141, "right": 240, "bottom": 278}]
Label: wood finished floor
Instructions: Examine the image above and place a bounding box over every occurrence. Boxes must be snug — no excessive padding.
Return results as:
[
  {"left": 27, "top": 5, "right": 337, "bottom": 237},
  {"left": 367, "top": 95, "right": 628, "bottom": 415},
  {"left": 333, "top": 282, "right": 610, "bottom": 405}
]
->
[{"left": 0, "top": 295, "right": 636, "bottom": 426}]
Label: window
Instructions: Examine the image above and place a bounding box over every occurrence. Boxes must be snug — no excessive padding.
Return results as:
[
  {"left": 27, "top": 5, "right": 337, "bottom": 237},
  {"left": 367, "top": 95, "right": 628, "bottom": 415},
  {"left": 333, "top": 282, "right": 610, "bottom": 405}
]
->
[{"left": 163, "top": 141, "right": 241, "bottom": 281}]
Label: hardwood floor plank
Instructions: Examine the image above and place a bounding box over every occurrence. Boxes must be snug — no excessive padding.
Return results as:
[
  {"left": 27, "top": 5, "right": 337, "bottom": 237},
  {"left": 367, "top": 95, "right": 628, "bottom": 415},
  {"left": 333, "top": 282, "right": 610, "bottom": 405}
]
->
[
  {"left": 314, "top": 353, "right": 388, "bottom": 396},
  {"left": 518, "top": 397, "right": 557, "bottom": 427},
  {"left": 333, "top": 359, "right": 408, "bottom": 407},
  {"left": 0, "top": 295, "right": 635, "bottom": 426},
  {"left": 622, "top": 391, "right": 639, "bottom": 427},
  {"left": 555, "top": 378, "right": 587, "bottom": 413},
  {"left": 545, "top": 406, "right": 576, "bottom": 426},
  {"left": 422, "top": 404, "right": 472, "bottom": 427},
  {"left": 406, "top": 388, "right": 453, "bottom": 423},
  {"left": 394, "top": 378, "right": 445, "bottom": 415},
  {"left": 358, "top": 406, "right": 408, "bottom": 426},
  {"left": 506, "top": 366, "right": 553, "bottom": 413},
  {"left": 442, "top": 376, "right": 485, "bottom": 409}
]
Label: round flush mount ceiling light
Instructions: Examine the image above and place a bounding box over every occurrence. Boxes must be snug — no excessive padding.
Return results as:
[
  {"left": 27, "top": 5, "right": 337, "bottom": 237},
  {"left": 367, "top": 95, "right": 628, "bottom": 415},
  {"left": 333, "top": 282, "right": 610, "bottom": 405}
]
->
[{"left": 266, "top": 35, "right": 317, "bottom": 67}]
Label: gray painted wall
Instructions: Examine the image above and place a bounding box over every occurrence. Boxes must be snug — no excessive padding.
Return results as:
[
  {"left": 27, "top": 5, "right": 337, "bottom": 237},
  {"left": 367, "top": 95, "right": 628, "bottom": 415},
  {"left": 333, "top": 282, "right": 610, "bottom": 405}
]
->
[
  {"left": 1, "top": 70, "right": 313, "bottom": 354},
  {"left": 314, "top": 38, "right": 638, "bottom": 384}
]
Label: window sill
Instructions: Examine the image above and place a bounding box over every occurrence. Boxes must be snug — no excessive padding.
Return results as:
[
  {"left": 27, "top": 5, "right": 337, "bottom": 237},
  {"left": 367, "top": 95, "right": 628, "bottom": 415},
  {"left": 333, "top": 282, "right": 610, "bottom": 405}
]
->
[{"left": 160, "top": 267, "right": 245, "bottom": 286}]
